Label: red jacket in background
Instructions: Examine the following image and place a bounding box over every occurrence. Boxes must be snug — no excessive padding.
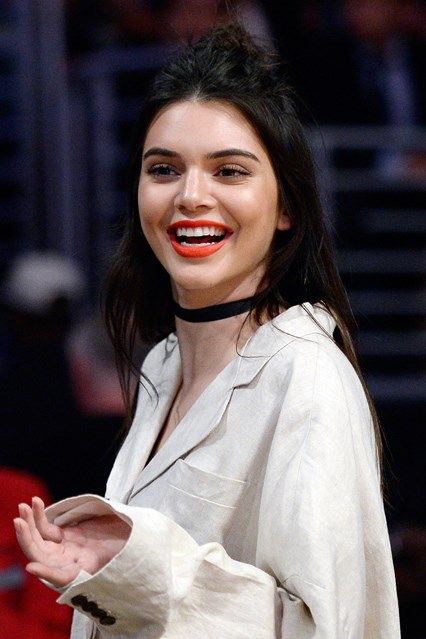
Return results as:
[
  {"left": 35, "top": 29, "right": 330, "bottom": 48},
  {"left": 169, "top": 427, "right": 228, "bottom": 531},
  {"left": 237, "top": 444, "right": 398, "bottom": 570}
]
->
[{"left": 0, "top": 468, "right": 72, "bottom": 639}]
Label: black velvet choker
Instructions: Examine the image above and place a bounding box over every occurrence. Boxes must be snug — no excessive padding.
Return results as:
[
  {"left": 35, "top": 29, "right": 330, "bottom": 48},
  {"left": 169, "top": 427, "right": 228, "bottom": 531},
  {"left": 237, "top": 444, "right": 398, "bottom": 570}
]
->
[{"left": 173, "top": 296, "right": 254, "bottom": 323}]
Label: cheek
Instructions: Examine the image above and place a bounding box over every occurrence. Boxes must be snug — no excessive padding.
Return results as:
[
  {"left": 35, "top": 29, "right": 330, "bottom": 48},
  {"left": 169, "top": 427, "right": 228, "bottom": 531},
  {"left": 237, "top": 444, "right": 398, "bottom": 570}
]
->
[
  {"left": 237, "top": 203, "right": 280, "bottom": 238},
  {"left": 232, "top": 180, "right": 279, "bottom": 229},
  {"left": 138, "top": 181, "right": 176, "bottom": 233},
  {"left": 138, "top": 184, "right": 162, "bottom": 231}
]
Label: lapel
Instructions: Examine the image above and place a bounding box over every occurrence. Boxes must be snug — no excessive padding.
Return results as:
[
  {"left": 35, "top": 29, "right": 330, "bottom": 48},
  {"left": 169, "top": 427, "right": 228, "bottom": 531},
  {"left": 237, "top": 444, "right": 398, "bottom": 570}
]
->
[
  {"left": 107, "top": 303, "right": 336, "bottom": 501},
  {"left": 129, "top": 350, "right": 241, "bottom": 498}
]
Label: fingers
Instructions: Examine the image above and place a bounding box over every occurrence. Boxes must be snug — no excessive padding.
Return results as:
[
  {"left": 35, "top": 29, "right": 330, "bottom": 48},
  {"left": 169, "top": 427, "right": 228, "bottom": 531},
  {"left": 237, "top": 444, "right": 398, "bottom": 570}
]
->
[
  {"left": 32, "top": 496, "right": 63, "bottom": 543},
  {"left": 18, "top": 503, "right": 44, "bottom": 546},
  {"left": 14, "top": 517, "right": 44, "bottom": 562},
  {"left": 14, "top": 497, "right": 62, "bottom": 561},
  {"left": 15, "top": 518, "right": 80, "bottom": 586},
  {"left": 16, "top": 498, "right": 62, "bottom": 546},
  {"left": 14, "top": 498, "right": 80, "bottom": 588}
]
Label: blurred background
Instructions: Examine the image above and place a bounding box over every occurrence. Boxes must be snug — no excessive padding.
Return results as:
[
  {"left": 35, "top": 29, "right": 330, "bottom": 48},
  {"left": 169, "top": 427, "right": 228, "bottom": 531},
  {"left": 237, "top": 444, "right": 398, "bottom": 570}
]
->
[{"left": 0, "top": 0, "right": 424, "bottom": 636}]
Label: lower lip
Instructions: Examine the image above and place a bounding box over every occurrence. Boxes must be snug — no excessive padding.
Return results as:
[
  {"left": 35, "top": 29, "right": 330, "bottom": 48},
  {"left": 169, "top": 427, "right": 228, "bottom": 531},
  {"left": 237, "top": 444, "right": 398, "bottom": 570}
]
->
[{"left": 168, "top": 234, "right": 231, "bottom": 258}]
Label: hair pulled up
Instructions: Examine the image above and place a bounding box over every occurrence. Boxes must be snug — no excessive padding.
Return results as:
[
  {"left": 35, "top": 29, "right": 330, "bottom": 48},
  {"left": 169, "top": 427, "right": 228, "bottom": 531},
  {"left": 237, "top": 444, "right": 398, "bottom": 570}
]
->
[{"left": 104, "top": 23, "right": 384, "bottom": 486}]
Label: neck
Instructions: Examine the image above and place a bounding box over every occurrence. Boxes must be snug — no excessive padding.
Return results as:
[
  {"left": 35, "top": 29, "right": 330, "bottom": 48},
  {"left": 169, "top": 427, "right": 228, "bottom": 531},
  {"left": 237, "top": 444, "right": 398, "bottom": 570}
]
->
[
  {"left": 171, "top": 275, "right": 264, "bottom": 389},
  {"left": 175, "top": 310, "right": 255, "bottom": 391}
]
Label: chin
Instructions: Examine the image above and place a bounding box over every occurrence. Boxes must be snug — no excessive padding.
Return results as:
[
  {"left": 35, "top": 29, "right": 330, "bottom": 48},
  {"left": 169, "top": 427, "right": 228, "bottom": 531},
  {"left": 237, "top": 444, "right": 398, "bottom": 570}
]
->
[{"left": 173, "top": 273, "right": 222, "bottom": 292}]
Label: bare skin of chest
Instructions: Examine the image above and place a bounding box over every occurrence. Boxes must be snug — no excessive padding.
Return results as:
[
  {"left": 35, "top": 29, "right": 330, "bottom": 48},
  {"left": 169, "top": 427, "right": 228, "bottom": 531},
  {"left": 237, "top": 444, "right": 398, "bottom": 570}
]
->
[
  {"left": 147, "top": 385, "right": 201, "bottom": 461},
  {"left": 147, "top": 316, "right": 260, "bottom": 463}
]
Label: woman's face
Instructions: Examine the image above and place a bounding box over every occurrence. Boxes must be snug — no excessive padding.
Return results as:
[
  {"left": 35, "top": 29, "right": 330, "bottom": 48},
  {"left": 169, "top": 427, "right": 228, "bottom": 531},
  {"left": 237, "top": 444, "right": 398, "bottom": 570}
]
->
[{"left": 138, "top": 100, "right": 290, "bottom": 307}]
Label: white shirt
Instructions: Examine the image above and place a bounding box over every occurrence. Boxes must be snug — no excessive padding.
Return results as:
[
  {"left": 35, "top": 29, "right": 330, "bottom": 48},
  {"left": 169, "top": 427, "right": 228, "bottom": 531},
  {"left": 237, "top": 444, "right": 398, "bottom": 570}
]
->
[{"left": 46, "top": 303, "right": 401, "bottom": 638}]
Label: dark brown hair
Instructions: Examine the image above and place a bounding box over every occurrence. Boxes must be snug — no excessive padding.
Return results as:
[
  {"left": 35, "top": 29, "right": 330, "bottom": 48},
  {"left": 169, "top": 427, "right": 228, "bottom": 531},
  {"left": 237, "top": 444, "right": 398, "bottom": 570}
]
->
[{"left": 104, "top": 24, "right": 384, "bottom": 487}]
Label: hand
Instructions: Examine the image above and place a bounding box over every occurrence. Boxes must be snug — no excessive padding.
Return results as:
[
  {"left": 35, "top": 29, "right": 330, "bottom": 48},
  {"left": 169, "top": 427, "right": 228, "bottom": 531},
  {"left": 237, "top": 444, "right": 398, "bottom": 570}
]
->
[{"left": 14, "top": 496, "right": 131, "bottom": 587}]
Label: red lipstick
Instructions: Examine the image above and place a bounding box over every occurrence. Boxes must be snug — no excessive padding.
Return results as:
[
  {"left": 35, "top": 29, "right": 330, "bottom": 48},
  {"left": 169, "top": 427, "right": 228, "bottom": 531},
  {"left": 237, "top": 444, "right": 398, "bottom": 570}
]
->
[{"left": 167, "top": 219, "right": 233, "bottom": 258}]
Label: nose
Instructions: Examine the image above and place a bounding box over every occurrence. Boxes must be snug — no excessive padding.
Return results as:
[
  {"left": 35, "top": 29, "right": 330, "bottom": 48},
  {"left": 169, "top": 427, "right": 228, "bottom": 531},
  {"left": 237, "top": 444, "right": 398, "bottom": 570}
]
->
[{"left": 174, "top": 167, "right": 215, "bottom": 213}]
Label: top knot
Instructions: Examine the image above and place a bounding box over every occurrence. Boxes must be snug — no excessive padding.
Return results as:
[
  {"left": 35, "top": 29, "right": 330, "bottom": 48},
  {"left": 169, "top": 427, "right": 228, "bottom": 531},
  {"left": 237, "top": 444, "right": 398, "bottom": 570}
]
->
[{"left": 192, "top": 22, "right": 279, "bottom": 71}]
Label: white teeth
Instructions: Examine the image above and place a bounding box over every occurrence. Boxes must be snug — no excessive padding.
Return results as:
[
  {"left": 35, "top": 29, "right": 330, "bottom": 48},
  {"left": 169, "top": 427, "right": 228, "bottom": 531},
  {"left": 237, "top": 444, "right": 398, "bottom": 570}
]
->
[
  {"left": 174, "top": 225, "right": 226, "bottom": 237},
  {"left": 180, "top": 241, "right": 213, "bottom": 247}
]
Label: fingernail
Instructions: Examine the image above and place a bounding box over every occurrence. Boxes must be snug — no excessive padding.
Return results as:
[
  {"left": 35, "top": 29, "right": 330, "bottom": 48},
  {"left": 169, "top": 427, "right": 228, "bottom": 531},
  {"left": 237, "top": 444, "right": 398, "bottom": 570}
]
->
[{"left": 13, "top": 518, "right": 21, "bottom": 529}]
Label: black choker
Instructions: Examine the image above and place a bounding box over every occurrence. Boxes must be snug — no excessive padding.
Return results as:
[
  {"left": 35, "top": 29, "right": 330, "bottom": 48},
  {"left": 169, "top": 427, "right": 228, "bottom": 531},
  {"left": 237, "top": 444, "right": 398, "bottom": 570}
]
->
[{"left": 173, "top": 297, "right": 253, "bottom": 323}]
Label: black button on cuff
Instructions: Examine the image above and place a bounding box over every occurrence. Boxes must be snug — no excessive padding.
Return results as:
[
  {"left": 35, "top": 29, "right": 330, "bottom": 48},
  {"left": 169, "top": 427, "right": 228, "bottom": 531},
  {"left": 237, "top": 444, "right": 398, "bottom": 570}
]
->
[
  {"left": 71, "top": 595, "right": 87, "bottom": 606},
  {"left": 70, "top": 594, "right": 116, "bottom": 626},
  {"left": 82, "top": 600, "right": 99, "bottom": 615}
]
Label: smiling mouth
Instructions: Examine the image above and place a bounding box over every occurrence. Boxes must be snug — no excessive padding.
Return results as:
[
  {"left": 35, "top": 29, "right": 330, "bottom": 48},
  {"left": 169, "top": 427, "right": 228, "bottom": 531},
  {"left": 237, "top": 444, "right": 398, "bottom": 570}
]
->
[
  {"left": 167, "top": 220, "right": 233, "bottom": 258},
  {"left": 174, "top": 225, "right": 227, "bottom": 246}
]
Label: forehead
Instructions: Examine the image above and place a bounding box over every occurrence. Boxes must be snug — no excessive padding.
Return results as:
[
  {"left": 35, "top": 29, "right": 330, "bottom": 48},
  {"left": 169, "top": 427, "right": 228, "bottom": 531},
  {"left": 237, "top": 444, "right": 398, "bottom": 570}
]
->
[{"left": 143, "top": 100, "right": 268, "bottom": 158}]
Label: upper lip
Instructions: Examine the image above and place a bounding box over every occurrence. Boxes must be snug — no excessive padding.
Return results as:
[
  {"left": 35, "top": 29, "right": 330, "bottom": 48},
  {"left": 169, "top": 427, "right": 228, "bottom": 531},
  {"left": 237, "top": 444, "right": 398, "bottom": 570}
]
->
[{"left": 167, "top": 219, "right": 233, "bottom": 233}]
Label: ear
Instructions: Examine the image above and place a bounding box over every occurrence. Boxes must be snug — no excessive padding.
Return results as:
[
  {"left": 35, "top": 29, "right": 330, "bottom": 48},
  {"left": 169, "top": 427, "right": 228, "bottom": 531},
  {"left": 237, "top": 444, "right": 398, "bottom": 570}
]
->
[{"left": 276, "top": 208, "right": 291, "bottom": 231}]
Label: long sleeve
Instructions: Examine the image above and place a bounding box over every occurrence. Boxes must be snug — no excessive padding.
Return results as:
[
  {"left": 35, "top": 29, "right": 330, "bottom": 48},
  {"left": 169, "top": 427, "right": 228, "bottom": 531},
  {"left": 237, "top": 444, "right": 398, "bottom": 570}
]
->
[{"left": 47, "top": 496, "right": 284, "bottom": 638}]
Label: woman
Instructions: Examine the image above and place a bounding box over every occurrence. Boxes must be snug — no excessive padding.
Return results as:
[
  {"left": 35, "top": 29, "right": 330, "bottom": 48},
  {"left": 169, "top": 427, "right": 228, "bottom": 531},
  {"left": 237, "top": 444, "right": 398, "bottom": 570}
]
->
[{"left": 14, "top": 25, "right": 400, "bottom": 638}]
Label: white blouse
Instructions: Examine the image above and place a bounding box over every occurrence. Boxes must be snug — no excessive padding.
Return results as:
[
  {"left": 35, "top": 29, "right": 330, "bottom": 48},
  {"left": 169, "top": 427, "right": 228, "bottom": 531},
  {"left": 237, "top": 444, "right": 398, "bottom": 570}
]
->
[{"left": 46, "top": 303, "right": 401, "bottom": 638}]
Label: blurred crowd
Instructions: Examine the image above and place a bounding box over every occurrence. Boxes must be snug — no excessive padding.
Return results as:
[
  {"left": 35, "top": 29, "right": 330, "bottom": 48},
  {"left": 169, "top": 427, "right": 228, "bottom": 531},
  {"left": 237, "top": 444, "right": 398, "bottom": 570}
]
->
[
  {"left": 0, "top": 252, "right": 150, "bottom": 637},
  {"left": 66, "top": 0, "right": 426, "bottom": 129},
  {"left": 0, "top": 1, "right": 425, "bottom": 636},
  {"left": 65, "top": 0, "right": 426, "bottom": 178}
]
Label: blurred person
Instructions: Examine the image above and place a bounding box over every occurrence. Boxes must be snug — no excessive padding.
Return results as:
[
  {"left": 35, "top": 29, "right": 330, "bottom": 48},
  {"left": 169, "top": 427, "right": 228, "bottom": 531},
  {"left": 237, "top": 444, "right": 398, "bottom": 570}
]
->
[
  {"left": 1, "top": 251, "right": 85, "bottom": 317},
  {"left": 289, "top": 0, "right": 426, "bottom": 176},
  {"left": 398, "top": 0, "right": 426, "bottom": 39},
  {"left": 67, "top": 0, "right": 272, "bottom": 52},
  {"left": 156, "top": 0, "right": 272, "bottom": 44},
  {"left": 343, "top": 0, "right": 424, "bottom": 123},
  {"left": 292, "top": 0, "right": 425, "bottom": 125},
  {"left": 67, "top": 314, "right": 128, "bottom": 419},
  {"left": 66, "top": 314, "right": 152, "bottom": 495},
  {"left": 0, "top": 467, "right": 71, "bottom": 638},
  {"left": 0, "top": 252, "right": 87, "bottom": 500},
  {"left": 109, "top": 0, "right": 227, "bottom": 44},
  {"left": 14, "top": 25, "right": 399, "bottom": 638}
]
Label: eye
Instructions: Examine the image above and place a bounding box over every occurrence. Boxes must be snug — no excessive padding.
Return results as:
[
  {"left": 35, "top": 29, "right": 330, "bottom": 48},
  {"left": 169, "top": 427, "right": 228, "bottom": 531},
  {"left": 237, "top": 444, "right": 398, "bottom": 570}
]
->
[
  {"left": 146, "top": 164, "right": 180, "bottom": 178},
  {"left": 216, "top": 165, "right": 250, "bottom": 179}
]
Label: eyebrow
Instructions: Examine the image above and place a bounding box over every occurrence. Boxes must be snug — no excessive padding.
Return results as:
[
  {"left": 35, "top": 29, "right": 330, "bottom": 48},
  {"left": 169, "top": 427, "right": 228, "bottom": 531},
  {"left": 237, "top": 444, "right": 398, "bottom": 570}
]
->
[{"left": 142, "top": 146, "right": 260, "bottom": 162}]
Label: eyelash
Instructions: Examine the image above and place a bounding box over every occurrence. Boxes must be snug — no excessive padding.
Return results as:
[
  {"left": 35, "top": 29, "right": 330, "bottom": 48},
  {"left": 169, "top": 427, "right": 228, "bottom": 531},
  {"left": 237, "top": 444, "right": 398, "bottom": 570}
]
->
[
  {"left": 145, "top": 164, "right": 177, "bottom": 177},
  {"left": 218, "top": 165, "right": 250, "bottom": 178},
  {"left": 146, "top": 164, "right": 250, "bottom": 179}
]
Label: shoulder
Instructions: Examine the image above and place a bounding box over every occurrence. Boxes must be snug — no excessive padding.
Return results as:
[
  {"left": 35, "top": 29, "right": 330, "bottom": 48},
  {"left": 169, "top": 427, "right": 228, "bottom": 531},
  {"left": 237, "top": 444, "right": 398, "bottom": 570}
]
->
[
  {"left": 250, "top": 302, "right": 354, "bottom": 384},
  {"left": 261, "top": 330, "right": 361, "bottom": 401},
  {"left": 276, "top": 328, "right": 359, "bottom": 386},
  {"left": 258, "top": 308, "right": 371, "bottom": 424}
]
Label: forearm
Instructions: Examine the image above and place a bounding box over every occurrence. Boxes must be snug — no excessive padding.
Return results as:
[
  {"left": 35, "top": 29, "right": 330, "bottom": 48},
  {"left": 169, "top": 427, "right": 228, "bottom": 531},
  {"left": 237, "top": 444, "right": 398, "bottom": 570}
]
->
[{"left": 47, "top": 495, "right": 279, "bottom": 638}]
